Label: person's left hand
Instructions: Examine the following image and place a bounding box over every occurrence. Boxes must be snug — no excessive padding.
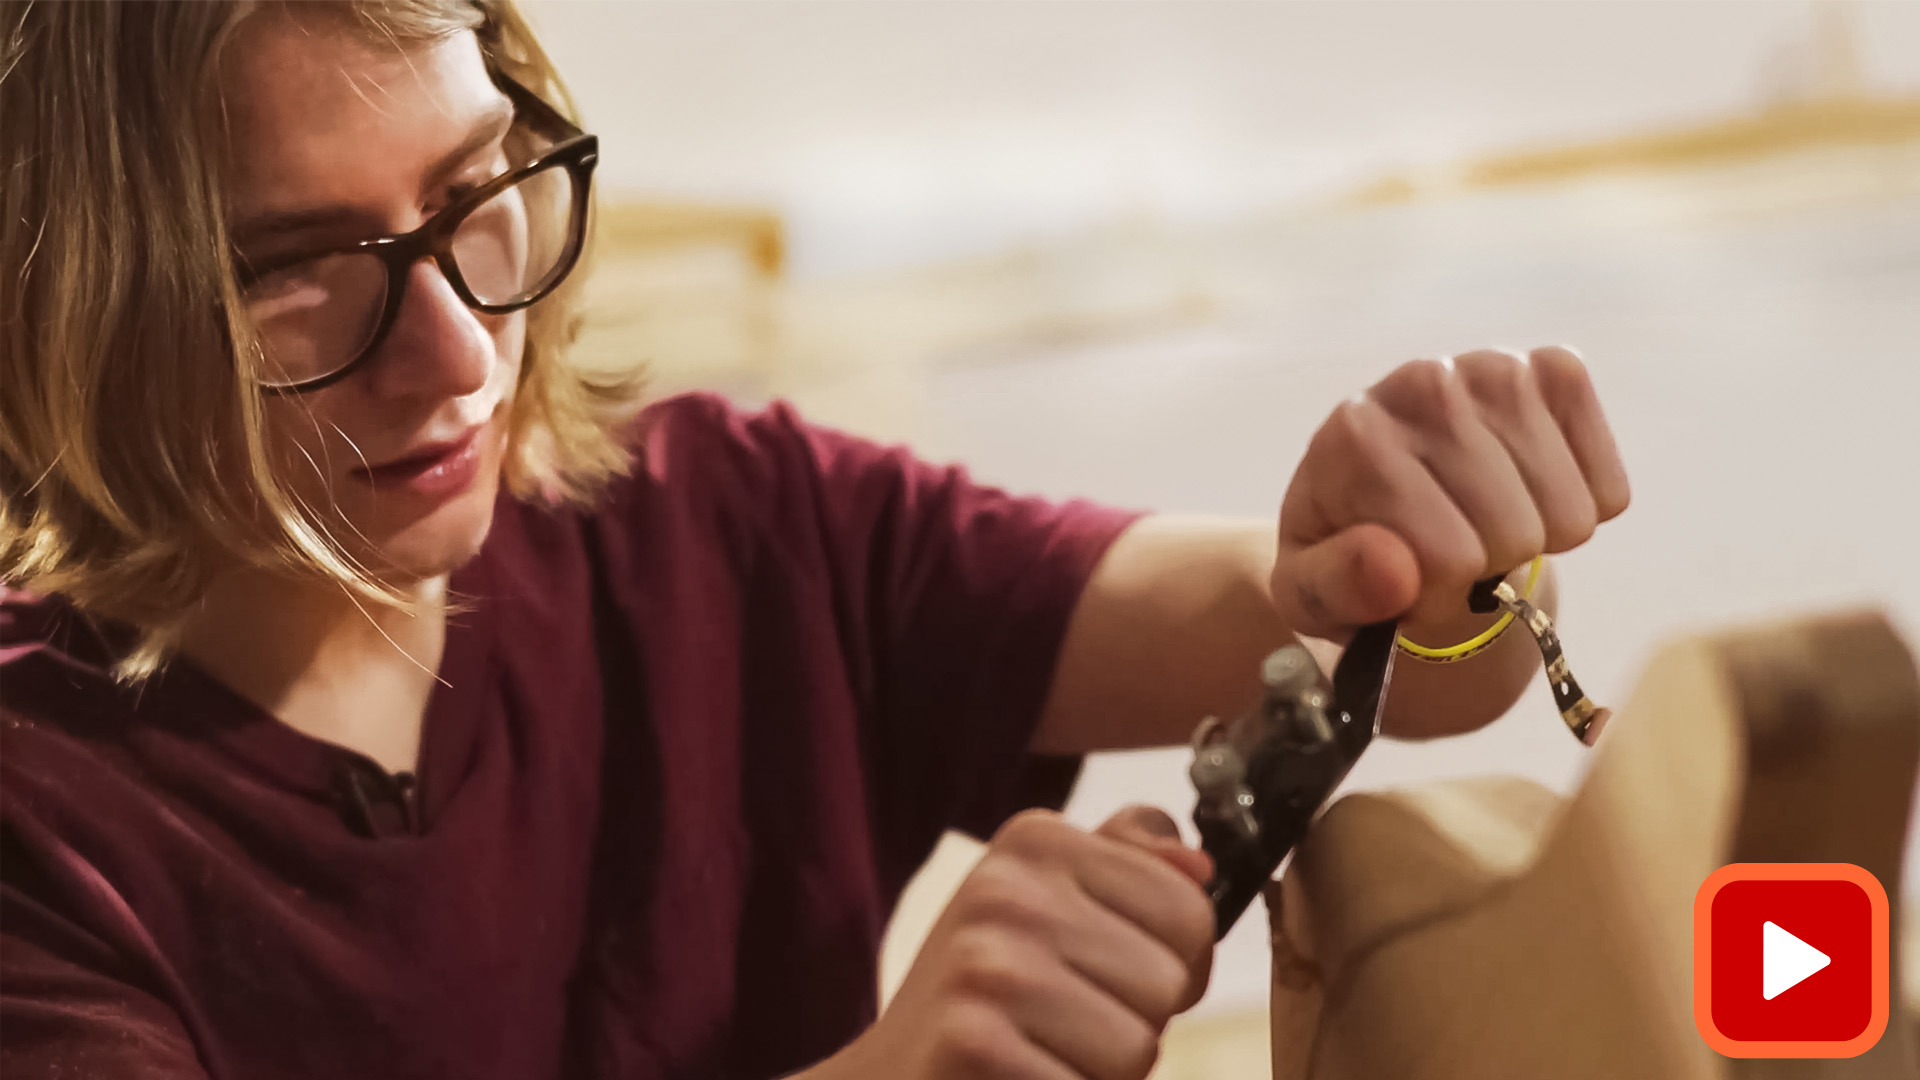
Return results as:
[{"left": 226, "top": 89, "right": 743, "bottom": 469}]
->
[{"left": 1268, "top": 346, "right": 1630, "bottom": 643}]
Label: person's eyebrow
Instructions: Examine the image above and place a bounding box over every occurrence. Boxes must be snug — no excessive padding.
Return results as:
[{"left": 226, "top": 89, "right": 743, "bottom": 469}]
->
[{"left": 230, "top": 98, "right": 517, "bottom": 253}]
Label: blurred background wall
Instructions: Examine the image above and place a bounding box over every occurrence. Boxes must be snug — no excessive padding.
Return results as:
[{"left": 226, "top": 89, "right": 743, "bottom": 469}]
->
[{"left": 527, "top": 2, "right": 1920, "bottom": 1073}]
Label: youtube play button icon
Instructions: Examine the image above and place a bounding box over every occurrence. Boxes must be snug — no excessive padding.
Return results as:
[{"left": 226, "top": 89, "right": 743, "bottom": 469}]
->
[
  {"left": 1695, "top": 863, "right": 1890, "bottom": 1058},
  {"left": 1762, "top": 920, "right": 1829, "bottom": 1000}
]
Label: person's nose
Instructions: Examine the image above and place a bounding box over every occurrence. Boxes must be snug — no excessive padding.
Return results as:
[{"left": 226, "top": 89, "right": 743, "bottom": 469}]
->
[{"left": 361, "top": 259, "right": 497, "bottom": 402}]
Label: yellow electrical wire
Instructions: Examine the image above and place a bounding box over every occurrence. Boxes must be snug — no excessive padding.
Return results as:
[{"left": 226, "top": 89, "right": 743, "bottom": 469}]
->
[{"left": 1394, "top": 555, "right": 1545, "bottom": 663}]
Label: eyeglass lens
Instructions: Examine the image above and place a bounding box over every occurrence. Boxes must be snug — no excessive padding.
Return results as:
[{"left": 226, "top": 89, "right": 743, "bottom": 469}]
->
[{"left": 247, "top": 163, "right": 577, "bottom": 389}]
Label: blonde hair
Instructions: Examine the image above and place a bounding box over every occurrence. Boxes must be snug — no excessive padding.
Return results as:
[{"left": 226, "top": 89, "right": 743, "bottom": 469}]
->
[{"left": 0, "top": 0, "right": 639, "bottom": 676}]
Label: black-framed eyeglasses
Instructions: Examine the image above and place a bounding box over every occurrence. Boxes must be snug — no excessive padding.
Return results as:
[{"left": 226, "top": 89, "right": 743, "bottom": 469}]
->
[{"left": 235, "top": 75, "right": 599, "bottom": 394}]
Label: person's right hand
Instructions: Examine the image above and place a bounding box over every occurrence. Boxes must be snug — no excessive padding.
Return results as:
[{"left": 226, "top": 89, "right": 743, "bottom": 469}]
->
[{"left": 819, "top": 806, "right": 1216, "bottom": 1080}]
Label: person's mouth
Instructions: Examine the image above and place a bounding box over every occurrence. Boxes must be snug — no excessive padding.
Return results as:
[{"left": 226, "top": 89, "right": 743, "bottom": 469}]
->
[{"left": 349, "top": 424, "right": 488, "bottom": 501}]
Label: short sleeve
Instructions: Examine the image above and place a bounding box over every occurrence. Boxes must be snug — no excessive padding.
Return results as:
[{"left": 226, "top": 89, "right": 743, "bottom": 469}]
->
[{"left": 648, "top": 394, "right": 1145, "bottom": 887}]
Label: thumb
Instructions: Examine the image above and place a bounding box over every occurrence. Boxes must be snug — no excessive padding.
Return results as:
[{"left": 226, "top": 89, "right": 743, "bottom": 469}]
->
[
  {"left": 1096, "top": 805, "right": 1214, "bottom": 887},
  {"left": 1270, "top": 522, "right": 1420, "bottom": 640}
]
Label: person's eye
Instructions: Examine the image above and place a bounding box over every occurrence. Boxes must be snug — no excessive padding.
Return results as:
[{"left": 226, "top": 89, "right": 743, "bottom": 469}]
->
[
  {"left": 423, "top": 182, "right": 483, "bottom": 222},
  {"left": 240, "top": 235, "right": 364, "bottom": 277},
  {"left": 255, "top": 254, "right": 333, "bottom": 290},
  {"left": 444, "top": 148, "right": 513, "bottom": 204},
  {"left": 237, "top": 257, "right": 295, "bottom": 291},
  {"left": 437, "top": 167, "right": 502, "bottom": 212},
  {"left": 244, "top": 263, "right": 331, "bottom": 316}
]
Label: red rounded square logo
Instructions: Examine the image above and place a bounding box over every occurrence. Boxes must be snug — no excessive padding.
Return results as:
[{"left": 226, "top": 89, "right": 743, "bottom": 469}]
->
[{"left": 1694, "top": 863, "right": 1890, "bottom": 1058}]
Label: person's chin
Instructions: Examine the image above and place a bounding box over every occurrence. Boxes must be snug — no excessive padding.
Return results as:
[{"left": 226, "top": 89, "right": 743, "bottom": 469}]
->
[
  {"left": 364, "top": 479, "right": 501, "bottom": 581},
  {"left": 375, "top": 521, "right": 495, "bottom": 582}
]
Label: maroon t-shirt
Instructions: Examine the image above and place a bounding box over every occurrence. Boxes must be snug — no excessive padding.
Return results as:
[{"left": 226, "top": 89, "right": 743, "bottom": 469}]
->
[{"left": 0, "top": 393, "right": 1140, "bottom": 1080}]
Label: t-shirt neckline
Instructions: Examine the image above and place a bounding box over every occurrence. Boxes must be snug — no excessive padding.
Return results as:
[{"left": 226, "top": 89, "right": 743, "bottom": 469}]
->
[{"left": 140, "top": 553, "right": 500, "bottom": 831}]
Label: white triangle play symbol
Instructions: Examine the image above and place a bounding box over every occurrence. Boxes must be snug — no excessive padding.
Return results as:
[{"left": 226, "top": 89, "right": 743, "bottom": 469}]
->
[{"left": 1762, "top": 920, "right": 1831, "bottom": 1000}]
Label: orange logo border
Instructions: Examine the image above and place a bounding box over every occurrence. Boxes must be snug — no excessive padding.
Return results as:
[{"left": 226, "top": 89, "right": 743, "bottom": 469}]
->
[{"left": 1693, "top": 862, "right": 1890, "bottom": 1058}]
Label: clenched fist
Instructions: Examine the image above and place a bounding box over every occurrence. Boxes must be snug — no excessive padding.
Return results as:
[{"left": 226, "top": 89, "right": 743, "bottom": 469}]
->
[
  {"left": 814, "top": 807, "right": 1215, "bottom": 1080},
  {"left": 1269, "top": 346, "right": 1630, "bottom": 641}
]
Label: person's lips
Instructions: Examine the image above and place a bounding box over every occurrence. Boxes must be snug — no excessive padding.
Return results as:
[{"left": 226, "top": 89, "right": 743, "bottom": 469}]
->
[{"left": 350, "top": 425, "right": 486, "bottom": 501}]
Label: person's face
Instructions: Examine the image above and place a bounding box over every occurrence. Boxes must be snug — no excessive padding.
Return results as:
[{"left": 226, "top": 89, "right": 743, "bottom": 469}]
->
[{"left": 222, "top": 13, "right": 524, "bottom": 584}]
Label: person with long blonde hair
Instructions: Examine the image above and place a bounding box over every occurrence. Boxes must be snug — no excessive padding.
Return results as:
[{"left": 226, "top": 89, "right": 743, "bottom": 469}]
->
[{"left": 0, "top": 3, "right": 1629, "bottom": 1077}]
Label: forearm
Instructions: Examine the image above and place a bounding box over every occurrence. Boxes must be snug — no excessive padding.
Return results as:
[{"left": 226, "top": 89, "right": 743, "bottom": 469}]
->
[
  {"left": 1034, "top": 515, "right": 1550, "bottom": 754},
  {"left": 1033, "top": 516, "right": 1293, "bottom": 755}
]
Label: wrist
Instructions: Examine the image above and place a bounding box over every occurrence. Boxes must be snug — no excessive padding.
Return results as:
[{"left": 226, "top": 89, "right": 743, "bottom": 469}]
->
[{"left": 1395, "top": 558, "right": 1543, "bottom": 659}]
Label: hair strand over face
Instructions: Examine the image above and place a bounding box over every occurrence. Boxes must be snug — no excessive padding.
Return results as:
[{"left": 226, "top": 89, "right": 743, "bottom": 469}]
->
[{"left": 0, "top": 0, "right": 643, "bottom": 678}]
